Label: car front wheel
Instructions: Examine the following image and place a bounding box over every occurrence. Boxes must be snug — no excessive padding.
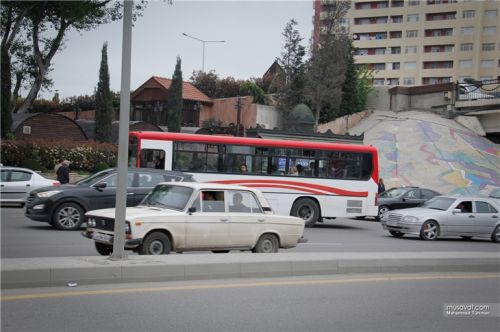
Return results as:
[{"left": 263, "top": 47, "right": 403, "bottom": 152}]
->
[
  {"left": 252, "top": 234, "right": 279, "bottom": 253},
  {"left": 52, "top": 202, "right": 85, "bottom": 230},
  {"left": 491, "top": 225, "right": 500, "bottom": 243},
  {"left": 95, "top": 242, "right": 113, "bottom": 256},
  {"left": 389, "top": 230, "right": 404, "bottom": 238},
  {"left": 139, "top": 232, "right": 171, "bottom": 255},
  {"left": 420, "top": 220, "right": 439, "bottom": 240},
  {"left": 377, "top": 205, "right": 389, "bottom": 221}
]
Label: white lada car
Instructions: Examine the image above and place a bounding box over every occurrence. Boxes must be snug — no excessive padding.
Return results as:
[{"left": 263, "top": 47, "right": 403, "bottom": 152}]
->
[{"left": 83, "top": 182, "right": 306, "bottom": 255}]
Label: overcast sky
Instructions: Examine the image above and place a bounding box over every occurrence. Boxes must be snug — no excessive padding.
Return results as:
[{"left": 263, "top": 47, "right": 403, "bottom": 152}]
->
[{"left": 39, "top": 0, "right": 313, "bottom": 99}]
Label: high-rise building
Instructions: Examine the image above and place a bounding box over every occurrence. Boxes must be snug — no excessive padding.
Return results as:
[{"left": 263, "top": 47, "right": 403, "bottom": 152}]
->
[{"left": 313, "top": 0, "right": 500, "bottom": 86}]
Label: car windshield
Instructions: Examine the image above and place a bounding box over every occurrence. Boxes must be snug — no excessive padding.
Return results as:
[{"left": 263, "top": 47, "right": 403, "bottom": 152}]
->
[
  {"left": 421, "top": 197, "right": 455, "bottom": 210},
  {"left": 140, "top": 185, "right": 193, "bottom": 211},
  {"left": 489, "top": 188, "right": 500, "bottom": 199},
  {"left": 379, "top": 188, "right": 407, "bottom": 198},
  {"left": 76, "top": 169, "right": 114, "bottom": 186}
]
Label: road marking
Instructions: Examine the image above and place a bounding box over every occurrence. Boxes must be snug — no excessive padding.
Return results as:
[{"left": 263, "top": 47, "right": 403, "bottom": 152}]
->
[
  {"left": 2, "top": 274, "right": 498, "bottom": 301},
  {"left": 301, "top": 243, "right": 343, "bottom": 246}
]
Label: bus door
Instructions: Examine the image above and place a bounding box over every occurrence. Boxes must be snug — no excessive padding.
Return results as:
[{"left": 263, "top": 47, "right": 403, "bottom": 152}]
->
[{"left": 138, "top": 139, "right": 172, "bottom": 170}]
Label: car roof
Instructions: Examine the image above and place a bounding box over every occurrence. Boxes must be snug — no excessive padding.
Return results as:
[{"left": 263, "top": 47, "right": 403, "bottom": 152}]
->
[
  {"left": 0, "top": 166, "right": 36, "bottom": 173},
  {"left": 436, "top": 195, "right": 499, "bottom": 202}
]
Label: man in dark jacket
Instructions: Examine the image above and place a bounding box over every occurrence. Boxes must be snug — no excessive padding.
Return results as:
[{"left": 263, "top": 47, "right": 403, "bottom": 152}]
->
[{"left": 56, "top": 160, "right": 70, "bottom": 184}]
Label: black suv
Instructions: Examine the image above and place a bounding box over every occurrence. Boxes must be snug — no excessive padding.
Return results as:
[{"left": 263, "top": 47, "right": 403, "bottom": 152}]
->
[
  {"left": 25, "top": 168, "right": 193, "bottom": 230},
  {"left": 377, "top": 186, "right": 440, "bottom": 220}
]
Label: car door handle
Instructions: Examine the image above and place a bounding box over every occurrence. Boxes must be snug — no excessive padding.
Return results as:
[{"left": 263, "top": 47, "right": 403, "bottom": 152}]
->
[
  {"left": 127, "top": 192, "right": 134, "bottom": 196},
  {"left": 258, "top": 219, "right": 265, "bottom": 222},
  {"left": 468, "top": 215, "right": 475, "bottom": 218},
  {"left": 220, "top": 218, "right": 228, "bottom": 222},
  {"left": 493, "top": 215, "right": 498, "bottom": 219},
  {"left": 26, "top": 184, "right": 30, "bottom": 187}
]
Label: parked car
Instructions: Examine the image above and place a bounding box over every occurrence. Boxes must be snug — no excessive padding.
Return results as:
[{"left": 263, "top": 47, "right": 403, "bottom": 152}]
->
[
  {"left": 83, "top": 182, "right": 306, "bottom": 255},
  {"left": 457, "top": 83, "right": 495, "bottom": 101},
  {"left": 25, "top": 168, "right": 193, "bottom": 230},
  {"left": 376, "top": 187, "right": 440, "bottom": 220},
  {"left": 0, "top": 166, "right": 60, "bottom": 206},
  {"left": 489, "top": 188, "right": 500, "bottom": 200},
  {"left": 381, "top": 196, "right": 500, "bottom": 242}
]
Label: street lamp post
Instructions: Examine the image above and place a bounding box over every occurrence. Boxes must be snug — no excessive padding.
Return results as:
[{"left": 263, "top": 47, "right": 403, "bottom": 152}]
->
[{"left": 182, "top": 33, "right": 225, "bottom": 71}]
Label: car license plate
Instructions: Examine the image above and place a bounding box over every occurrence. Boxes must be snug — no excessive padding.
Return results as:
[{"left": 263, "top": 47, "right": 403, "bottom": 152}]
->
[{"left": 92, "top": 232, "right": 113, "bottom": 243}]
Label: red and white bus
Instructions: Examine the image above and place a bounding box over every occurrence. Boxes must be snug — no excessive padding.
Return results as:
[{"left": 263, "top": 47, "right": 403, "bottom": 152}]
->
[{"left": 128, "top": 131, "right": 379, "bottom": 226}]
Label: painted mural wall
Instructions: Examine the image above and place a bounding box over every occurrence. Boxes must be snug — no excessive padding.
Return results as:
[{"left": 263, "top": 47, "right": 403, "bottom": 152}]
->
[{"left": 350, "top": 111, "right": 499, "bottom": 196}]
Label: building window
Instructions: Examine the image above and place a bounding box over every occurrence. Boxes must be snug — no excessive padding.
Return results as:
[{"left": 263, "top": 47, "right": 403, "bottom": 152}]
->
[
  {"left": 373, "top": 63, "right": 386, "bottom": 70},
  {"left": 425, "top": 28, "right": 453, "bottom": 37},
  {"left": 460, "top": 43, "right": 473, "bottom": 51},
  {"left": 407, "top": 14, "right": 419, "bottom": 22},
  {"left": 480, "top": 60, "right": 494, "bottom": 68},
  {"left": 391, "top": 15, "right": 403, "bottom": 23},
  {"left": 459, "top": 59, "right": 472, "bottom": 68},
  {"left": 406, "top": 30, "right": 418, "bottom": 38},
  {"left": 390, "top": 31, "right": 402, "bottom": 38},
  {"left": 387, "top": 78, "right": 400, "bottom": 85},
  {"left": 480, "top": 76, "right": 493, "bottom": 82},
  {"left": 404, "top": 61, "right": 417, "bottom": 70},
  {"left": 482, "top": 43, "right": 495, "bottom": 51},
  {"left": 375, "top": 48, "right": 386, "bottom": 55},
  {"left": 484, "top": 10, "right": 498, "bottom": 18},
  {"left": 389, "top": 62, "right": 400, "bottom": 70},
  {"left": 373, "top": 79, "right": 385, "bottom": 86},
  {"left": 462, "top": 10, "right": 475, "bottom": 18},
  {"left": 391, "top": 47, "right": 401, "bottom": 54},
  {"left": 461, "top": 27, "right": 474, "bottom": 35},
  {"left": 403, "top": 77, "right": 415, "bottom": 85},
  {"left": 408, "top": 0, "right": 419, "bottom": 6},
  {"left": 405, "top": 45, "right": 417, "bottom": 53},
  {"left": 483, "top": 26, "right": 496, "bottom": 35}
]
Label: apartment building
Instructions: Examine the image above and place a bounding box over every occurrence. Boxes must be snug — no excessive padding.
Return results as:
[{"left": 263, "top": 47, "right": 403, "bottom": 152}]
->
[{"left": 313, "top": 0, "right": 500, "bottom": 86}]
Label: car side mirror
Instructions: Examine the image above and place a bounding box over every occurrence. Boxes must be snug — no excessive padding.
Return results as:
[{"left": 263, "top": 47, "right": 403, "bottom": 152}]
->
[
  {"left": 452, "top": 209, "right": 461, "bottom": 214},
  {"left": 94, "top": 182, "right": 107, "bottom": 190},
  {"left": 188, "top": 207, "right": 196, "bottom": 214}
]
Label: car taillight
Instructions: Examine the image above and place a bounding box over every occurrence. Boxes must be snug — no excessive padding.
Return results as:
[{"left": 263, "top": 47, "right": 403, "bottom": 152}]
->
[{"left": 53, "top": 182, "right": 61, "bottom": 186}]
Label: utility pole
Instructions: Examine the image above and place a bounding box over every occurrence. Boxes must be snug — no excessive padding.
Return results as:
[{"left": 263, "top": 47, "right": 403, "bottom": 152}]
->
[{"left": 235, "top": 96, "right": 242, "bottom": 136}]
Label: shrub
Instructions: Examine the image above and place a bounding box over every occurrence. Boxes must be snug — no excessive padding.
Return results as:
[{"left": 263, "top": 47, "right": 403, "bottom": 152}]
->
[
  {"left": 94, "top": 162, "right": 110, "bottom": 172},
  {"left": 21, "top": 159, "right": 41, "bottom": 171},
  {"left": 0, "top": 139, "right": 117, "bottom": 172}
]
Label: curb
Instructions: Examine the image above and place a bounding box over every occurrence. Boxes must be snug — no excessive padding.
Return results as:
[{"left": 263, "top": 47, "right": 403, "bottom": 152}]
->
[{"left": 2, "top": 252, "right": 499, "bottom": 289}]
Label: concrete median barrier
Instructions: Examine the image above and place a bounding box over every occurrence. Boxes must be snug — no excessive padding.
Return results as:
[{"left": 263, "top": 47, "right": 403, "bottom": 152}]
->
[{"left": 2, "top": 252, "right": 499, "bottom": 289}]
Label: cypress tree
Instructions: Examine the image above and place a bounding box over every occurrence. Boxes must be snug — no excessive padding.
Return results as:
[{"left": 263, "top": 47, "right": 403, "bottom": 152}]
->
[
  {"left": 339, "top": 41, "right": 360, "bottom": 116},
  {"left": 167, "top": 57, "right": 183, "bottom": 132},
  {"left": 95, "top": 42, "right": 112, "bottom": 142}
]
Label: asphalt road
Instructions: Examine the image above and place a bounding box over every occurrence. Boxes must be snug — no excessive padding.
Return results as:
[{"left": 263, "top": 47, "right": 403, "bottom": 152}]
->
[
  {"left": 1, "top": 206, "right": 499, "bottom": 258},
  {"left": 2, "top": 273, "right": 499, "bottom": 332}
]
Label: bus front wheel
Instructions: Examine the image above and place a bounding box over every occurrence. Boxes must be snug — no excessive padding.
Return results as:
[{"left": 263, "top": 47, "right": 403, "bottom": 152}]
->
[{"left": 291, "top": 198, "right": 320, "bottom": 228}]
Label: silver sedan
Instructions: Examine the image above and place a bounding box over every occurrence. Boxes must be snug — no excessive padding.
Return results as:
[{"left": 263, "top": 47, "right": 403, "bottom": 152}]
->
[
  {"left": 0, "top": 166, "right": 60, "bottom": 206},
  {"left": 381, "top": 196, "right": 500, "bottom": 242}
]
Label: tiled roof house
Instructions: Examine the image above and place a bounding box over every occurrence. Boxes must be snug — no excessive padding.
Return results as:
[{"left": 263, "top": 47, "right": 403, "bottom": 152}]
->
[{"left": 130, "top": 76, "right": 213, "bottom": 127}]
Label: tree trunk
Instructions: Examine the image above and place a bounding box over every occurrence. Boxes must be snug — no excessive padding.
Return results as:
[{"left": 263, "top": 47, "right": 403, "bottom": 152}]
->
[
  {"left": 1, "top": 47, "right": 12, "bottom": 137},
  {"left": 15, "top": 67, "right": 45, "bottom": 113}
]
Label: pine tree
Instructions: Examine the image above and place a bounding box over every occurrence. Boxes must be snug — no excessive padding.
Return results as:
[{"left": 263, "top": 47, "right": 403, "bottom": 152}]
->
[
  {"left": 167, "top": 57, "right": 183, "bottom": 132},
  {"left": 339, "top": 41, "right": 359, "bottom": 116},
  {"left": 95, "top": 42, "right": 112, "bottom": 143}
]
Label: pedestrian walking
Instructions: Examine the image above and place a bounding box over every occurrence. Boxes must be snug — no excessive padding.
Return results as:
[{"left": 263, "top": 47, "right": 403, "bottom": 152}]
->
[
  {"left": 378, "top": 178, "right": 386, "bottom": 194},
  {"left": 57, "top": 160, "right": 70, "bottom": 184}
]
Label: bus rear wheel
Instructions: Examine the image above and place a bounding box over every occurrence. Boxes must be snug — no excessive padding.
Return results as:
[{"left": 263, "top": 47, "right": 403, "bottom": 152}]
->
[{"left": 291, "top": 198, "right": 320, "bottom": 228}]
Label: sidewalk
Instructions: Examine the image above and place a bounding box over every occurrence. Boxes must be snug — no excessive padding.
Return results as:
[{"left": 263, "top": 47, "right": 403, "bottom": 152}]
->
[{"left": 2, "top": 252, "right": 498, "bottom": 289}]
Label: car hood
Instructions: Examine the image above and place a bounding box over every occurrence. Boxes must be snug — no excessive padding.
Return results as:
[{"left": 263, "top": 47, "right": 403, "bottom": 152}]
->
[
  {"left": 30, "top": 184, "right": 82, "bottom": 194},
  {"left": 388, "top": 207, "right": 447, "bottom": 217},
  {"left": 85, "top": 206, "right": 185, "bottom": 220}
]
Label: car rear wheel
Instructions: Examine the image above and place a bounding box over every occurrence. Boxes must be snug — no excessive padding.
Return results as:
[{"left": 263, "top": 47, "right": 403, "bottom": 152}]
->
[
  {"left": 52, "top": 202, "right": 84, "bottom": 230},
  {"left": 491, "top": 225, "right": 500, "bottom": 243},
  {"left": 389, "top": 230, "right": 404, "bottom": 238},
  {"left": 420, "top": 220, "right": 439, "bottom": 240},
  {"left": 95, "top": 242, "right": 113, "bottom": 256},
  {"left": 291, "top": 198, "right": 320, "bottom": 228},
  {"left": 139, "top": 232, "right": 171, "bottom": 255},
  {"left": 252, "top": 234, "right": 279, "bottom": 253},
  {"left": 377, "top": 205, "right": 389, "bottom": 221}
]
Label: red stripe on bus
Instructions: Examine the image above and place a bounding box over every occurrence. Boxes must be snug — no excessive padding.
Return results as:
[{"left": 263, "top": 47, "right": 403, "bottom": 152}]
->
[
  {"left": 210, "top": 179, "right": 368, "bottom": 197},
  {"left": 237, "top": 184, "right": 328, "bottom": 195}
]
